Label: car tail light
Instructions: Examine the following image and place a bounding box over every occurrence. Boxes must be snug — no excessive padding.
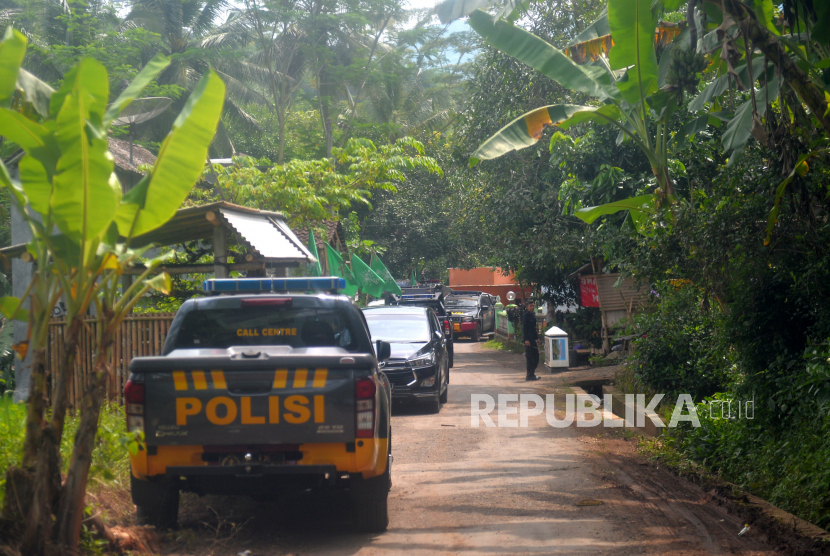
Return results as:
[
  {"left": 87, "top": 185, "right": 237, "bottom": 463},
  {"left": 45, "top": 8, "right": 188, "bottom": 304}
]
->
[
  {"left": 355, "top": 377, "right": 377, "bottom": 438},
  {"left": 443, "top": 319, "right": 451, "bottom": 334},
  {"left": 124, "top": 378, "right": 145, "bottom": 434}
]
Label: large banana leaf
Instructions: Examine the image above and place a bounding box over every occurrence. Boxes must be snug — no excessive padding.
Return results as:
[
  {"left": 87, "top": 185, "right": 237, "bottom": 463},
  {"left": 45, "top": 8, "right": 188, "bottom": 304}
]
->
[
  {"left": 435, "top": 0, "right": 501, "bottom": 24},
  {"left": 468, "top": 10, "right": 614, "bottom": 101},
  {"left": 50, "top": 59, "right": 120, "bottom": 241},
  {"left": 0, "top": 296, "right": 28, "bottom": 322},
  {"left": 116, "top": 70, "right": 225, "bottom": 239},
  {"left": 575, "top": 194, "right": 656, "bottom": 234},
  {"left": 49, "top": 58, "right": 109, "bottom": 119},
  {"left": 18, "top": 156, "right": 52, "bottom": 215},
  {"left": 567, "top": 9, "right": 609, "bottom": 48},
  {"left": 556, "top": 103, "right": 623, "bottom": 130},
  {"left": 16, "top": 69, "right": 54, "bottom": 118},
  {"left": 0, "top": 109, "right": 60, "bottom": 176},
  {"left": 721, "top": 80, "right": 779, "bottom": 154},
  {"left": 0, "top": 27, "right": 26, "bottom": 105},
  {"left": 688, "top": 58, "right": 766, "bottom": 112},
  {"left": 607, "top": 0, "right": 659, "bottom": 105},
  {"left": 104, "top": 53, "right": 171, "bottom": 126},
  {"left": 469, "top": 105, "right": 600, "bottom": 166}
]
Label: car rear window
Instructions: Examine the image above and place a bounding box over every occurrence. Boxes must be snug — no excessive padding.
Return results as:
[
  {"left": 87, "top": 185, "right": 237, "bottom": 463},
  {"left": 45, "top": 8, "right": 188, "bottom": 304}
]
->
[
  {"left": 364, "top": 313, "right": 430, "bottom": 343},
  {"left": 446, "top": 298, "right": 478, "bottom": 308},
  {"left": 171, "top": 306, "right": 360, "bottom": 351}
]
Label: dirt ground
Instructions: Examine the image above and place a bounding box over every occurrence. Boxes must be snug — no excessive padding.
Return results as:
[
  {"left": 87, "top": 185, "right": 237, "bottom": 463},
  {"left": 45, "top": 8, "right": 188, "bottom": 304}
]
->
[{"left": 142, "top": 341, "right": 814, "bottom": 556}]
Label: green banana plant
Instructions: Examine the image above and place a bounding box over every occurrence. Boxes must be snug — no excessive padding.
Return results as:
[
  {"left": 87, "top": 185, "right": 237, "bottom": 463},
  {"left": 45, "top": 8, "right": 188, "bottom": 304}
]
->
[
  {"left": 466, "top": 0, "right": 693, "bottom": 234},
  {"left": 0, "top": 26, "right": 225, "bottom": 555}
]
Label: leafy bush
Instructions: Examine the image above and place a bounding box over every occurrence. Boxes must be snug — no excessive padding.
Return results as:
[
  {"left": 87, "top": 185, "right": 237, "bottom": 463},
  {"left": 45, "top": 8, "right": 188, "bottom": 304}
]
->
[
  {"left": 563, "top": 307, "right": 602, "bottom": 349},
  {"left": 0, "top": 401, "right": 132, "bottom": 506},
  {"left": 627, "top": 283, "right": 733, "bottom": 401}
]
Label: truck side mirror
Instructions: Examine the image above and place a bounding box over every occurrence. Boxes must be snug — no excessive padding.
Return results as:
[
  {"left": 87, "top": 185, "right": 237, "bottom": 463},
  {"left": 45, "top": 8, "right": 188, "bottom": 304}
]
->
[{"left": 376, "top": 340, "right": 391, "bottom": 361}]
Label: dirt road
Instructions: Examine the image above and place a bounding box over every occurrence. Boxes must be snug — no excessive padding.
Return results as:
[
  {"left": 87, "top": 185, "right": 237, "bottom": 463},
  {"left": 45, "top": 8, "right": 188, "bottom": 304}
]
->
[{"left": 166, "top": 341, "right": 781, "bottom": 556}]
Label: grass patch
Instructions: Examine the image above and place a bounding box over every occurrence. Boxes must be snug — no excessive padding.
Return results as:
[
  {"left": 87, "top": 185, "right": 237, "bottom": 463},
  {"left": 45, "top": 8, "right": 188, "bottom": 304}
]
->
[
  {"left": 0, "top": 397, "right": 132, "bottom": 507},
  {"left": 482, "top": 337, "right": 524, "bottom": 354}
]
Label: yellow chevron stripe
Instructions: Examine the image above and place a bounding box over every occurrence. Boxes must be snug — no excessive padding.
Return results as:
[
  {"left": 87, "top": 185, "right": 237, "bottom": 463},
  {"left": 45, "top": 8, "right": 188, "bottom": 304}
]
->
[
  {"left": 192, "top": 371, "right": 208, "bottom": 390},
  {"left": 293, "top": 369, "right": 308, "bottom": 388},
  {"left": 211, "top": 370, "right": 226, "bottom": 389},
  {"left": 173, "top": 371, "right": 188, "bottom": 391},
  {"left": 273, "top": 369, "right": 288, "bottom": 389},
  {"left": 312, "top": 369, "right": 328, "bottom": 388}
]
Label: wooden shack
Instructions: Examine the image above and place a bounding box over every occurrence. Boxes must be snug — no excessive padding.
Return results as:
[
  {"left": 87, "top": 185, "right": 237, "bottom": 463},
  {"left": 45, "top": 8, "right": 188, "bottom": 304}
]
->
[{"left": 569, "top": 258, "right": 647, "bottom": 352}]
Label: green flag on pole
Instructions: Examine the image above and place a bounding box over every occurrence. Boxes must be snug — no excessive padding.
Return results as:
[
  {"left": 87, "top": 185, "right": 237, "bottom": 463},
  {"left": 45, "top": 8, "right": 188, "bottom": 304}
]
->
[
  {"left": 371, "top": 255, "right": 402, "bottom": 295},
  {"left": 351, "top": 254, "right": 385, "bottom": 298},
  {"left": 307, "top": 230, "right": 322, "bottom": 276},
  {"left": 410, "top": 270, "right": 417, "bottom": 287},
  {"left": 325, "top": 243, "right": 358, "bottom": 297}
]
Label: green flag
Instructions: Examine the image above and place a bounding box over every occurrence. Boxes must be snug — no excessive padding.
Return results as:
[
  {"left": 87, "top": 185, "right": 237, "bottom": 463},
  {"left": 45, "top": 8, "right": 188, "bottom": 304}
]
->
[
  {"left": 325, "top": 243, "right": 358, "bottom": 297},
  {"left": 410, "top": 270, "right": 417, "bottom": 287},
  {"left": 351, "top": 254, "right": 385, "bottom": 298},
  {"left": 371, "top": 254, "right": 402, "bottom": 295},
  {"left": 307, "top": 229, "right": 322, "bottom": 277}
]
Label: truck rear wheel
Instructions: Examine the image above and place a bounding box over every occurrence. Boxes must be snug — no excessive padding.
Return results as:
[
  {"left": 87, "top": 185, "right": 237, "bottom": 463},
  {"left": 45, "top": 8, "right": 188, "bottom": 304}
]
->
[
  {"left": 351, "top": 459, "right": 390, "bottom": 532},
  {"left": 131, "top": 475, "right": 179, "bottom": 530}
]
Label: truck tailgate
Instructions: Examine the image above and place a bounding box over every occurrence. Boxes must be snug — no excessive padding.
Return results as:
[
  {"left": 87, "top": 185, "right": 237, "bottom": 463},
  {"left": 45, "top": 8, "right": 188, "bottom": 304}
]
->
[{"left": 141, "top": 362, "right": 358, "bottom": 445}]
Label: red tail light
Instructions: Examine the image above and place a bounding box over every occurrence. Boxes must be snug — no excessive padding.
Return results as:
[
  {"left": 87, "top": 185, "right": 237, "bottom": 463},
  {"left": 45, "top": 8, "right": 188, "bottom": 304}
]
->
[
  {"left": 355, "top": 377, "right": 377, "bottom": 438},
  {"left": 124, "top": 379, "right": 145, "bottom": 434},
  {"left": 443, "top": 319, "right": 451, "bottom": 334},
  {"left": 124, "top": 379, "right": 145, "bottom": 404}
]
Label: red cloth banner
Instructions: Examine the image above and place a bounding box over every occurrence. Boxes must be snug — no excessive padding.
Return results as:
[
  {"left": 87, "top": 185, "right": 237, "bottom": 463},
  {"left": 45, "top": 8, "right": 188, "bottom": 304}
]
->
[{"left": 579, "top": 276, "right": 600, "bottom": 307}]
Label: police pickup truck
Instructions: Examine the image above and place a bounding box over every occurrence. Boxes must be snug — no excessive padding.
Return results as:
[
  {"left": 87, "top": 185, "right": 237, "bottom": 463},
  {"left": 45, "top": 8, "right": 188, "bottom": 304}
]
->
[{"left": 124, "top": 277, "right": 393, "bottom": 532}]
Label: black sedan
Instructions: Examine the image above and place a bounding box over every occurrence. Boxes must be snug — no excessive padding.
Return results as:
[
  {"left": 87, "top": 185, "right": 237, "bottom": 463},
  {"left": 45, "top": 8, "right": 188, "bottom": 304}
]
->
[{"left": 362, "top": 306, "right": 449, "bottom": 413}]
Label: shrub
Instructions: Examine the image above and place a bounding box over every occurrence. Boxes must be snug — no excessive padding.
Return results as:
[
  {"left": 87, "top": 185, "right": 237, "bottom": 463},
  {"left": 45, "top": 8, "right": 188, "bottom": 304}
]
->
[
  {"left": 627, "top": 283, "right": 733, "bottom": 401},
  {"left": 0, "top": 401, "right": 132, "bottom": 506},
  {"left": 563, "top": 307, "right": 602, "bottom": 349}
]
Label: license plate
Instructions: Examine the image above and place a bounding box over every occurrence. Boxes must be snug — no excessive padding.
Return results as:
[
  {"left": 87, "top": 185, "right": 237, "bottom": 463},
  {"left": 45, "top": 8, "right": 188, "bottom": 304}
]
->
[{"left": 453, "top": 323, "right": 461, "bottom": 332}]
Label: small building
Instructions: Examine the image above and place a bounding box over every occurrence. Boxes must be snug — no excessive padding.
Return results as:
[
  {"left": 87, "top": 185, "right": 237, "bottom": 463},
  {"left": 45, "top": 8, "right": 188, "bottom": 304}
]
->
[
  {"left": 294, "top": 221, "right": 346, "bottom": 274},
  {"left": 569, "top": 259, "right": 647, "bottom": 352},
  {"left": 447, "top": 267, "right": 533, "bottom": 302}
]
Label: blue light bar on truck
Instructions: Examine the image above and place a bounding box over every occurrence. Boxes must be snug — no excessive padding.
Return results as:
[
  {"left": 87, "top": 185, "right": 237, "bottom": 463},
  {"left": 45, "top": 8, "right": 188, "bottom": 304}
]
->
[
  {"left": 400, "top": 294, "right": 437, "bottom": 300},
  {"left": 203, "top": 276, "right": 346, "bottom": 293}
]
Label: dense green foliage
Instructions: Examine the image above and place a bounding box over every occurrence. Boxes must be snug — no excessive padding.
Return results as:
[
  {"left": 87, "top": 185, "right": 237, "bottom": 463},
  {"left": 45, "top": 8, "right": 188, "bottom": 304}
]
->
[
  {"left": 626, "top": 284, "right": 731, "bottom": 401},
  {"left": 3, "top": 0, "right": 830, "bottom": 536},
  {"left": 0, "top": 399, "right": 131, "bottom": 508},
  {"left": 445, "top": 0, "right": 830, "bottom": 530}
]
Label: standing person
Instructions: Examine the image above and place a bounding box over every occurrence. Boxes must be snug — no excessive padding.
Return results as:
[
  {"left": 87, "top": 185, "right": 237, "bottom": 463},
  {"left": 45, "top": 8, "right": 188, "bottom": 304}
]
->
[{"left": 523, "top": 301, "right": 541, "bottom": 381}]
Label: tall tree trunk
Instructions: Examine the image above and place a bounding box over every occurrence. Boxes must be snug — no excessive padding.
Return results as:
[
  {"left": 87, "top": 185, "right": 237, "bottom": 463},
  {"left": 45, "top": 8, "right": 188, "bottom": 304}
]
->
[
  {"left": 277, "top": 108, "right": 286, "bottom": 165},
  {"left": 18, "top": 344, "right": 59, "bottom": 556},
  {"left": 55, "top": 359, "right": 108, "bottom": 555},
  {"left": 18, "top": 318, "right": 84, "bottom": 555},
  {"left": 50, "top": 317, "right": 83, "bottom": 439}
]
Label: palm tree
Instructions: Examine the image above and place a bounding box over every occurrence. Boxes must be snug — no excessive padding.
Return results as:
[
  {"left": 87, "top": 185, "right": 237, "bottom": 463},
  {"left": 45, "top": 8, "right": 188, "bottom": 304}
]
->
[
  {"left": 125, "top": 0, "right": 266, "bottom": 153},
  {"left": 360, "top": 56, "right": 454, "bottom": 142}
]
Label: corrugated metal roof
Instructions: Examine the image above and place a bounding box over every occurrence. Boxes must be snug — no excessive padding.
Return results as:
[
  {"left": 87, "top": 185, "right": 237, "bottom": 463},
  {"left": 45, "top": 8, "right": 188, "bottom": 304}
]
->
[
  {"left": 595, "top": 274, "right": 645, "bottom": 311},
  {"left": 0, "top": 202, "right": 315, "bottom": 265},
  {"left": 220, "top": 208, "right": 316, "bottom": 263}
]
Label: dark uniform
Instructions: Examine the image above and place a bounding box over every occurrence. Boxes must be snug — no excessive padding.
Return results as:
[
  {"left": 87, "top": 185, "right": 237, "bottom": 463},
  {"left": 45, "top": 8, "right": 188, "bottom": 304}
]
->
[{"left": 522, "top": 308, "right": 540, "bottom": 379}]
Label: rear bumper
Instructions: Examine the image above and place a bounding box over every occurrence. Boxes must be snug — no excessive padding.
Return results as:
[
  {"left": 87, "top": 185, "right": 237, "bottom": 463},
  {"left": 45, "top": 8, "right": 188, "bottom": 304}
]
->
[
  {"left": 165, "top": 464, "right": 338, "bottom": 477},
  {"left": 391, "top": 388, "right": 439, "bottom": 403},
  {"left": 160, "top": 464, "right": 347, "bottom": 496},
  {"left": 452, "top": 322, "right": 477, "bottom": 332},
  {"left": 131, "top": 439, "right": 388, "bottom": 482}
]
